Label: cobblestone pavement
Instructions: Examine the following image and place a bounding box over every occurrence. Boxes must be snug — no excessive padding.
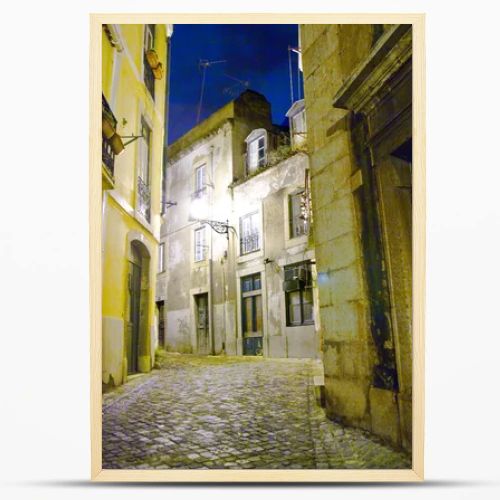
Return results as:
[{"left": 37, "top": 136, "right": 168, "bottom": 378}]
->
[{"left": 103, "top": 353, "right": 411, "bottom": 470}]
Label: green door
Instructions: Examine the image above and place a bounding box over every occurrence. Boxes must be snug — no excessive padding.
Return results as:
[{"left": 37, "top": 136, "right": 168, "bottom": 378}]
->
[{"left": 128, "top": 262, "right": 141, "bottom": 374}]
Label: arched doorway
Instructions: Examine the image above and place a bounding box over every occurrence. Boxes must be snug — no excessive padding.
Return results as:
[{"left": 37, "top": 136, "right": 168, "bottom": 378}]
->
[{"left": 127, "top": 240, "right": 151, "bottom": 374}]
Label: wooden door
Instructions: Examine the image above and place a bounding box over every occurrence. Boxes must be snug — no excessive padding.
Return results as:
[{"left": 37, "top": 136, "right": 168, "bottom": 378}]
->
[
  {"left": 128, "top": 261, "right": 141, "bottom": 374},
  {"left": 195, "top": 293, "right": 210, "bottom": 355}
]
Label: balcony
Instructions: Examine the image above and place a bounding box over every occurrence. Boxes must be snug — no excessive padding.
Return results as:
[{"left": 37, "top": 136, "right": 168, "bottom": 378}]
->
[
  {"left": 137, "top": 176, "right": 151, "bottom": 222},
  {"left": 240, "top": 231, "right": 260, "bottom": 255},
  {"left": 191, "top": 187, "right": 207, "bottom": 200},
  {"left": 102, "top": 94, "right": 119, "bottom": 179}
]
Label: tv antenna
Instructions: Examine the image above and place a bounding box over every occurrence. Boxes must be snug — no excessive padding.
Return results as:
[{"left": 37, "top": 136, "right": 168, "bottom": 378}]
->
[
  {"left": 222, "top": 73, "right": 250, "bottom": 97},
  {"left": 196, "top": 59, "right": 226, "bottom": 123},
  {"left": 288, "top": 46, "right": 302, "bottom": 104}
]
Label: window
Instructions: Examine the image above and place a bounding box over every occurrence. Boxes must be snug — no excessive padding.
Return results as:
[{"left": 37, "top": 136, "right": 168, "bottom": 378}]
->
[
  {"left": 292, "top": 110, "right": 306, "bottom": 139},
  {"left": 137, "top": 118, "right": 152, "bottom": 222},
  {"left": 194, "top": 227, "right": 206, "bottom": 262},
  {"left": 241, "top": 273, "right": 262, "bottom": 335},
  {"left": 284, "top": 261, "right": 314, "bottom": 326},
  {"left": 143, "top": 24, "right": 155, "bottom": 99},
  {"left": 139, "top": 119, "right": 152, "bottom": 184},
  {"left": 289, "top": 190, "right": 308, "bottom": 238},
  {"left": 158, "top": 243, "right": 165, "bottom": 272},
  {"left": 240, "top": 212, "right": 260, "bottom": 255},
  {"left": 247, "top": 135, "right": 266, "bottom": 172},
  {"left": 286, "top": 100, "right": 306, "bottom": 148},
  {"left": 194, "top": 164, "right": 206, "bottom": 197}
]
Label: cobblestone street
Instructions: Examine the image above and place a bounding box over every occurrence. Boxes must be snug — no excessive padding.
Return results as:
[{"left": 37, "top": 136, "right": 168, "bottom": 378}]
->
[{"left": 103, "top": 353, "right": 411, "bottom": 470}]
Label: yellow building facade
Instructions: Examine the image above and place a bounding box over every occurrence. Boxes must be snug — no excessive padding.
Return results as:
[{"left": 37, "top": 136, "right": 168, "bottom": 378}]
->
[{"left": 101, "top": 24, "right": 173, "bottom": 387}]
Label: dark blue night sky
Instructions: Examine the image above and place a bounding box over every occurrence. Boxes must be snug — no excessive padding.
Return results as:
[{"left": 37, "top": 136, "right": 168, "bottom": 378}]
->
[{"left": 167, "top": 24, "right": 302, "bottom": 144}]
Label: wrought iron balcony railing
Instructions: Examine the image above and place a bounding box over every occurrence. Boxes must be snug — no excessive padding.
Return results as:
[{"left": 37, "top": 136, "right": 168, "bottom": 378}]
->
[
  {"left": 137, "top": 176, "right": 151, "bottom": 222},
  {"left": 240, "top": 231, "right": 260, "bottom": 255},
  {"left": 191, "top": 187, "right": 207, "bottom": 200},
  {"left": 291, "top": 215, "right": 309, "bottom": 238}
]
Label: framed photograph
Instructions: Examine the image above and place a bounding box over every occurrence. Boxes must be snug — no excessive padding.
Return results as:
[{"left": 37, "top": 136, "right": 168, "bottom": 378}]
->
[{"left": 90, "top": 13, "right": 425, "bottom": 482}]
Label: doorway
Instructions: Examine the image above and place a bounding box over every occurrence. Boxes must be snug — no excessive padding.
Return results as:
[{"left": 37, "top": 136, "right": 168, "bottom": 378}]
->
[
  {"left": 241, "top": 273, "right": 263, "bottom": 355},
  {"left": 127, "top": 240, "right": 151, "bottom": 375},
  {"left": 128, "top": 258, "right": 142, "bottom": 374},
  {"left": 195, "top": 293, "right": 210, "bottom": 355}
]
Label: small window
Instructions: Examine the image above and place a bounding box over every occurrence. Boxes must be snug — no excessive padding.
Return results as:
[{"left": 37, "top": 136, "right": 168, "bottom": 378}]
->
[
  {"left": 194, "top": 227, "right": 206, "bottom": 262},
  {"left": 194, "top": 164, "right": 206, "bottom": 197},
  {"left": 289, "top": 190, "right": 309, "bottom": 238},
  {"left": 286, "top": 100, "right": 306, "bottom": 148},
  {"left": 158, "top": 243, "right": 165, "bottom": 272},
  {"left": 284, "top": 261, "right": 314, "bottom": 326},
  {"left": 292, "top": 110, "right": 306, "bottom": 137},
  {"left": 247, "top": 135, "right": 266, "bottom": 173},
  {"left": 241, "top": 274, "right": 261, "bottom": 293},
  {"left": 240, "top": 212, "right": 260, "bottom": 255}
]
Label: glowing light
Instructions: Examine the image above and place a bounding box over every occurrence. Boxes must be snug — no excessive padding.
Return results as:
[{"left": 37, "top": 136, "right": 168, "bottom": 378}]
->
[{"left": 189, "top": 197, "right": 208, "bottom": 220}]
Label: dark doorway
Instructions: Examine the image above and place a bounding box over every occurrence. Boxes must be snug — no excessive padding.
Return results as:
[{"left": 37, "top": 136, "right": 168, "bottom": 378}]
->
[
  {"left": 156, "top": 300, "right": 165, "bottom": 348},
  {"left": 195, "top": 293, "right": 210, "bottom": 355},
  {"left": 128, "top": 260, "right": 142, "bottom": 374}
]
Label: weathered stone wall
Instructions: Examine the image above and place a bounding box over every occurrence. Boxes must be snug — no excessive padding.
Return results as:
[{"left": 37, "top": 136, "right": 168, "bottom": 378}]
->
[
  {"left": 301, "top": 24, "right": 376, "bottom": 431},
  {"left": 301, "top": 24, "right": 413, "bottom": 451}
]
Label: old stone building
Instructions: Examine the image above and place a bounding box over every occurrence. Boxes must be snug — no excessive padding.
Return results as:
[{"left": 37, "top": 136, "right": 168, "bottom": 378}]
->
[
  {"left": 300, "top": 24, "right": 412, "bottom": 451},
  {"left": 158, "top": 90, "right": 320, "bottom": 358}
]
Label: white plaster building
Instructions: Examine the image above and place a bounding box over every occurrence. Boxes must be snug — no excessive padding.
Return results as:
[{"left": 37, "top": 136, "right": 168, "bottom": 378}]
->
[{"left": 158, "top": 90, "right": 320, "bottom": 358}]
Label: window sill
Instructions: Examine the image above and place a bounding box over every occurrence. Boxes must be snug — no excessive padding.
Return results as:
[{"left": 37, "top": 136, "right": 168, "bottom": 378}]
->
[
  {"left": 285, "top": 233, "right": 309, "bottom": 250},
  {"left": 193, "top": 258, "right": 208, "bottom": 267},
  {"left": 286, "top": 322, "right": 315, "bottom": 328},
  {"left": 237, "top": 248, "right": 263, "bottom": 264}
]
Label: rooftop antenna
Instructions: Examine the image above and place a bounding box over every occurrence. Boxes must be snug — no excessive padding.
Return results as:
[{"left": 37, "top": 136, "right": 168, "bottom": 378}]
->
[
  {"left": 288, "top": 46, "right": 294, "bottom": 105},
  {"left": 222, "top": 73, "right": 250, "bottom": 97},
  {"left": 288, "top": 46, "right": 302, "bottom": 103},
  {"left": 290, "top": 47, "right": 302, "bottom": 101},
  {"left": 196, "top": 59, "right": 226, "bottom": 123}
]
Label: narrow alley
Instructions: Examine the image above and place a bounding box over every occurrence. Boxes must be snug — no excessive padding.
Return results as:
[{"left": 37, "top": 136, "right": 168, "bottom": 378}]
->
[{"left": 103, "top": 353, "right": 410, "bottom": 469}]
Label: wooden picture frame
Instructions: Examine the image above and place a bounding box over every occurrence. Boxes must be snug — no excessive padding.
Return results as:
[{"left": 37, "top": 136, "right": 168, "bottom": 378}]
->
[{"left": 90, "top": 13, "right": 425, "bottom": 482}]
